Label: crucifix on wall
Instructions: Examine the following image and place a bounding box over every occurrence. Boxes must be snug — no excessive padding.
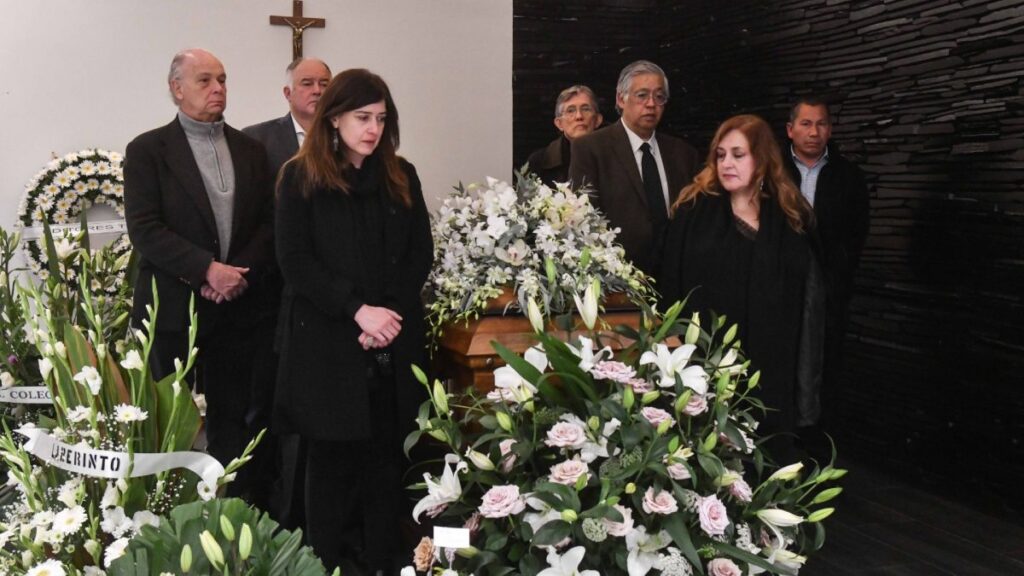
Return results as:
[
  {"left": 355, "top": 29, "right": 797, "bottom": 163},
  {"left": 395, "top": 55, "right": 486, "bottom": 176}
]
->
[{"left": 270, "top": 1, "right": 325, "bottom": 60}]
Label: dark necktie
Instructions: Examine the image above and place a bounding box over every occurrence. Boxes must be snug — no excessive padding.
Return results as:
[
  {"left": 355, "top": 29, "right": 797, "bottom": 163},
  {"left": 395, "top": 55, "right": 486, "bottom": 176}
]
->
[{"left": 640, "top": 142, "right": 667, "bottom": 224}]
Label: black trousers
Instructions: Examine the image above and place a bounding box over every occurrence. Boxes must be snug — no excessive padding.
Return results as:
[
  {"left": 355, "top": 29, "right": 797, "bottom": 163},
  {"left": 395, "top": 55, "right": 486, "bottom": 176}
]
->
[
  {"left": 304, "top": 370, "right": 402, "bottom": 574},
  {"left": 149, "top": 318, "right": 274, "bottom": 501}
]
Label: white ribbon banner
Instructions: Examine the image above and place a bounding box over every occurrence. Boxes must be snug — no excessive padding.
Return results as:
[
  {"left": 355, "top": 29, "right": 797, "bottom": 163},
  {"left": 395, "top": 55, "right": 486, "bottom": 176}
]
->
[
  {"left": 0, "top": 386, "right": 53, "bottom": 404},
  {"left": 18, "top": 427, "right": 224, "bottom": 487},
  {"left": 20, "top": 219, "right": 128, "bottom": 240}
]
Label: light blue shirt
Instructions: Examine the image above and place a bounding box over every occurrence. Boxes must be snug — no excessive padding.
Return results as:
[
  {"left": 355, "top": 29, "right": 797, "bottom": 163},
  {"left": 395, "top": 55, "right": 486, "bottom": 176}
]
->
[{"left": 791, "top": 145, "right": 829, "bottom": 207}]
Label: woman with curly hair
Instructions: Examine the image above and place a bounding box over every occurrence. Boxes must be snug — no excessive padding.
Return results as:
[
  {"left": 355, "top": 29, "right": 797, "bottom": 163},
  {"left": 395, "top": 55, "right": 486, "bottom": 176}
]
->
[{"left": 658, "top": 114, "right": 822, "bottom": 459}]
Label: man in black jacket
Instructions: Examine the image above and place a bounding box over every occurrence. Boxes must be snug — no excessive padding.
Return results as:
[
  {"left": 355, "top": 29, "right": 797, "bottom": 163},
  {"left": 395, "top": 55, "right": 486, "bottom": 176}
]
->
[
  {"left": 785, "top": 97, "right": 870, "bottom": 431},
  {"left": 240, "top": 56, "right": 330, "bottom": 528},
  {"left": 124, "top": 48, "right": 275, "bottom": 499}
]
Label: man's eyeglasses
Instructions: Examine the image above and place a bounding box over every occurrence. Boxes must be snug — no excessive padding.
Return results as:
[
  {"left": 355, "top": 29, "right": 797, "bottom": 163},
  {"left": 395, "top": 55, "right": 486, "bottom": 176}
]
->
[
  {"left": 630, "top": 90, "right": 669, "bottom": 106},
  {"left": 560, "top": 105, "right": 596, "bottom": 117}
]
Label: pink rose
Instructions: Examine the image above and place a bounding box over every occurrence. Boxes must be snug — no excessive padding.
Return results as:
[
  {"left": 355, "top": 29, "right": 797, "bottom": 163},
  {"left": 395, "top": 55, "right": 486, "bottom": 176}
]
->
[
  {"left": 602, "top": 504, "right": 635, "bottom": 537},
  {"left": 545, "top": 421, "right": 587, "bottom": 449},
  {"left": 666, "top": 462, "right": 691, "bottom": 481},
  {"left": 478, "top": 485, "right": 526, "bottom": 518},
  {"left": 683, "top": 394, "right": 708, "bottom": 416},
  {"left": 549, "top": 459, "right": 591, "bottom": 486},
  {"left": 698, "top": 495, "right": 730, "bottom": 536},
  {"left": 590, "top": 360, "right": 636, "bottom": 384},
  {"left": 707, "top": 558, "right": 742, "bottom": 576},
  {"left": 729, "top": 478, "right": 752, "bottom": 503},
  {"left": 642, "top": 487, "right": 679, "bottom": 515},
  {"left": 499, "top": 439, "right": 518, "bottom": 473},
  {"left": 627, "top": 378, "right": 653, "bottom": 393},
  {"left": 641, "top": 407, "right": 675, "bottom": 428}
]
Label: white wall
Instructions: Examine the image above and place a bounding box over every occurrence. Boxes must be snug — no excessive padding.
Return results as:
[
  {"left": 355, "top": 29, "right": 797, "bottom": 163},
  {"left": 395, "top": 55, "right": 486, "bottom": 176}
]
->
[{"left": 0, "top": 0, "right": 512, "bottom": 228}]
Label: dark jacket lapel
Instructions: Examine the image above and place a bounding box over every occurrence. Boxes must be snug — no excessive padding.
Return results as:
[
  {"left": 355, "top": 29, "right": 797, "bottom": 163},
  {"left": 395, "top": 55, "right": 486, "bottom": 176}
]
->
[
  {"left": 610, "top": 121, "right": 648, "bottom": 207},
  {"left": 161, "top": 118, "right": 218, "bottom": 238}
]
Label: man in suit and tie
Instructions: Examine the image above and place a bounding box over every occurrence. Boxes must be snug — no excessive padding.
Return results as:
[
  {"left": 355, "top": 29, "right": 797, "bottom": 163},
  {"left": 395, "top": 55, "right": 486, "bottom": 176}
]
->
[
  {"left": 124, "top": 48, "right": 275, "bottom": 501},
  {"left": 240, "top": 56, "right": 330, "bottom": 528},
  {"left": 569, "top": 60, "right": 700, "bottom": 275},
  {"left": 244, "top": 57, "right": 331, "bottom": 175}
]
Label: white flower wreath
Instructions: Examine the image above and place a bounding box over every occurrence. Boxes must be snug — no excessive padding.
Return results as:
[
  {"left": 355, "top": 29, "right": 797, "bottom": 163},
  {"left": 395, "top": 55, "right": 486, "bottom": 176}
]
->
[{"left": 15, "top": 149, "right": 131, "bottom": 275}]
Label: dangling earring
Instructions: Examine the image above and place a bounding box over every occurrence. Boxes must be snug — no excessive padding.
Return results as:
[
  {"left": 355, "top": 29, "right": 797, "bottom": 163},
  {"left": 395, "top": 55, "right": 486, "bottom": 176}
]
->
[
  {"left": 759, "top": 179, "right": 765, "bottom": 193},
  {"left": 332, "top": 132, "right": 340, "bottom": 153}
]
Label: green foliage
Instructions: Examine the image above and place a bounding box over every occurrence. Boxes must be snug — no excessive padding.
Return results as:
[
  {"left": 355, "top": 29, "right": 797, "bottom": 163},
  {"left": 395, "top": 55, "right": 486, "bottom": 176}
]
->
[{"left": 108, "top": 498, "right": 336, "bottom": 576}]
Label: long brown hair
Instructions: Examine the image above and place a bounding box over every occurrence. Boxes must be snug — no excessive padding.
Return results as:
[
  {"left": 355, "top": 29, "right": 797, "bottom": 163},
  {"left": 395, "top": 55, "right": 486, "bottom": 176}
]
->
[
  {"left": 285, "top": 68, "right": 411, "bottom": 207},
  {"left": 672, "top": 114, "right": 810, "bottom": 232}
]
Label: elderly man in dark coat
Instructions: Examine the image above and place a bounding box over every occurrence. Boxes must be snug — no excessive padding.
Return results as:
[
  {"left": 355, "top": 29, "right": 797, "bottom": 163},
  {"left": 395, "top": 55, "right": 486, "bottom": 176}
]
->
[{"left": 526, "top": 84, "right": 603, "bottom": 187}]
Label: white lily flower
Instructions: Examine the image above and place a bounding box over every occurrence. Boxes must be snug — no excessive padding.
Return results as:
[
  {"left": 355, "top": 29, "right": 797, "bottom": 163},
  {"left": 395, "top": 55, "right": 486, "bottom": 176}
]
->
[
  {"left": 625, "top": 526, "right": 672, "bottom": 576},
  {"left": 568, "top": 336, "right": 612, "bottom": 372},
  {"left": 572, "top": 279, "right": 600, "bottom": 330},
  {"left": 488, "top": 346, "right": 546, "bottom": 405},
  {"left": 580, "top": 417, "right": 621, "bottom": 463},
  {"left": 527, "top": 297, "right": 545, "bottom": 333},
  {"left": 465, "top": 447, "right": 496, "bottom": 471},
  {"left": 639, "top": 343, "right": 708, "bottom": 394},
  {"left": 413, "top": 454, "right": 468, "bottom": 522},
  {"left": 538, "top": 546, "right": 600, "bottom": 576},
  {"left": 38, "top": 358, "right": 54, "bottom": 381},
  {"left": 0, "top": 371, "right": 14, "bottom": 389}
]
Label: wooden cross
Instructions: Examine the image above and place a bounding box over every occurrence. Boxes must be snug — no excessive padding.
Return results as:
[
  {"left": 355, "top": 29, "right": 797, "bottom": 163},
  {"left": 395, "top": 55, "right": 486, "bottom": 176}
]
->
[{"left": 270, "top": 1, "right": 325, "bottom": 60}]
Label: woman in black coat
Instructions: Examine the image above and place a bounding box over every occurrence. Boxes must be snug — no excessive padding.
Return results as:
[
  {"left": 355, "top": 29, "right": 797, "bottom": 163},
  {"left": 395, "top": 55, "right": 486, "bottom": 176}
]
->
[
  {"left": 275, "top": 68, "right": 433, "bottom": 574},
  {"left": 658, "top": 114, "right": 820, "bottom": 461}
]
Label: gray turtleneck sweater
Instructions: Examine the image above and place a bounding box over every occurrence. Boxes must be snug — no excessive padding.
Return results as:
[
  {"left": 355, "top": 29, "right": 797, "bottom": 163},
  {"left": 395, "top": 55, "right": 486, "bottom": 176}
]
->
[{"left": 178, "top": 111, "right": 235, "bottom": 261}]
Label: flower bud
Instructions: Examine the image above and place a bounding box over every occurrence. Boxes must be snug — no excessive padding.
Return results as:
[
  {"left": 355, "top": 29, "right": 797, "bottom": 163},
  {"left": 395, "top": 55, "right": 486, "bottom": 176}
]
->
[
  {"left": 180, "top": 543, "right": 193, "bottom": 572},
  {"left": 432, "top": 380, "right": 450, "bottom": 415},
  {"left": 527, "top": 298, "right": 545, "bottom": 333},
  {"left": 684, "top": 312, "right": 701, "bottom": 345},
  {"left": 622, "top": 386, "right": 635, "bottom": 410},
  {"left": 805, "top": 507, "right": 835, "bottom": 523},
  {"left": 579, "top": 247, "right": 591, "bottom": 269},
  {"left": 496, "top": 411, "right": 513, "bottom": 432},
  {"left": 427, "top": 428, "right": 450, "bottom": 443},
  {"left": 641, "top": 391, "right": 660, "bottom": 405},
  {"left": 768, "top": 462, "right": 804, "bottom": 482},
  {"left": 624, "top": 482, "right": 636, "bottom": 494},
  {"left": 656, "top": 420, "right": 671, "bottom": 436},
  {"left": 456, "top": 545, "right": 479, "bottom": 559},
  {"left": 544, "top": 257, "right": 557, "bottom": 287},
  {"left": 85, "top": 539, "right": 101, "bottom": 563},
  {"left": 811, "top": 487, "right": 843, "bottom": 504},
  {"left": 587, "top": 415, "right": 600, "bottom": 431},
  {"left": 756, "top": 508, "right": 804, "bottom": 527},
  {"left": 561, "top": 509, "right": 578, "bottom": 523},
  {"left": 199, "top": 530, "right": 225, "bottom": 569},
  {"left": 219, "top": 515, "right": 236, "bottom": 541},
  {"left": 747, "top": 370, "right": 761, "bottom": 390},
  {"left": 465, "top": 448, "right": 495, "bottom": 471},
  {"left": 722, "top": 323, "right": 738, "bottom": 345},
  {"left": 239, "top": 523, "right": 253, "bottom": 561}
]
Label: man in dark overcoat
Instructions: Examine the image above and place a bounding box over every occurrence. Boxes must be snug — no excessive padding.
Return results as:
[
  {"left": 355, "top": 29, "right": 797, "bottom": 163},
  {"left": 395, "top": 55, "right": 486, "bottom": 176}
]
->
[
  {"left": 241, "top": 56, "right": 331, "bottom": 527},
  {"left": 784, "top": 97, "right": 870, "bottom": 445},
  {"left": 124, "top": 48, "right": 275, "bottom": 499},
  {"left": 569, "top": 60, "right": 700, "bottom": 275}
]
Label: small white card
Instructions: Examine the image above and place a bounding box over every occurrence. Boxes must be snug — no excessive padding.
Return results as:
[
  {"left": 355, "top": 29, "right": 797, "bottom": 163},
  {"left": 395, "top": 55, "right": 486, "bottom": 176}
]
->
[{"left": 433, "top": 526, "right": 471, "bottom": 548}]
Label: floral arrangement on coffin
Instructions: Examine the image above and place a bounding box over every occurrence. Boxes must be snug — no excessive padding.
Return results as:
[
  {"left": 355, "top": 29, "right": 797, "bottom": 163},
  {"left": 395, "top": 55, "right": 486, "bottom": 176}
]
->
[
  {"left": 0, "top": 278, "right": 256, "bottom": 575},
  {"left": 109, "top": 497, "right": 338, "bottom": 576},
  {"left": 405, "top": 298, "right": 844, "bottom": 576},
  {"left": 15, "top": 148, "right": 131, "bottom": 280},
  {"left": 426, "top": 170, "right": 653, "bottom": 340}
]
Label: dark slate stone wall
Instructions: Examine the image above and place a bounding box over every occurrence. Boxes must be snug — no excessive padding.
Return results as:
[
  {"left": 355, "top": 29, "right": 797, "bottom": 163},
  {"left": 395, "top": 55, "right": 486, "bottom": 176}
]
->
[{"left": 514, "top": 0, "right": 1024, "bottom": 513}]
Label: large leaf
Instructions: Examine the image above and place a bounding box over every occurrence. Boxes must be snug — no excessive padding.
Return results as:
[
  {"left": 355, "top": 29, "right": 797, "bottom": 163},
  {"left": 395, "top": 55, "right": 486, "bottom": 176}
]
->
[
  {"left": 713, "top": 541, "right": 796, "bottom": 575},
  {"left": 662, "top": 512, "right": 704, "bottom": 575},
  {"left": 531, "top": 520, "right": 571, "bottom": 546}
]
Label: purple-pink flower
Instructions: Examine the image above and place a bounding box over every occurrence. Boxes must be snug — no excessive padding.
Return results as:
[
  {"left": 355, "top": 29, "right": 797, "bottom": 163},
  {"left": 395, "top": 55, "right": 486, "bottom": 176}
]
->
[
  {"left": 666, "top": 461, "right": 691, "bottom": 481},
  {"left": 707, "top": 558, "right": 743, "bottom": 576},
  {"left": 642, "top": 487, "right": 678, "bottom": 515},
  {"left": 499, "top": 438, "right": 518, "bottom": 473},
  {"left": 545, "top": 421, "right": 587, "bottom": 449},
  {"left": 478, "top": 485, "right": 527, "bottom": 518},
  {"left": 627, "top": 378, "right": 653, "bottom": 393},
  {"left": 698, "top": 494, "right": 730, "bottom": 535},
  {"left": 549, "top": 458, "right": 591, "bottom": 486},
  {"left": 729, "top": 478, "right": 752, "bottom": 503},
  {"left": 641, "top": 407, "right": 675, "bottom": 428},
  {"left": 683, "top": 393, "right": 708, "bottom": 416},
  {"left": 590, "top": 360, "right": 636, "bottom": 384},
  {"left": 602, "top": 504, "right": 635, "bottom": 537}
]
